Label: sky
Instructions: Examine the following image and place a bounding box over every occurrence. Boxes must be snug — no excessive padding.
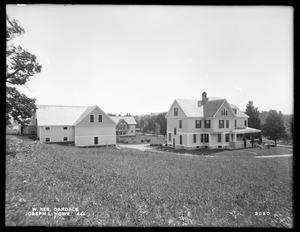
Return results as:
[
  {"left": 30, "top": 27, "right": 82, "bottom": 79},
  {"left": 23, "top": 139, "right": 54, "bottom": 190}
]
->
[{"left": 6, "top": 5, "right": 293, "bottom": 115}]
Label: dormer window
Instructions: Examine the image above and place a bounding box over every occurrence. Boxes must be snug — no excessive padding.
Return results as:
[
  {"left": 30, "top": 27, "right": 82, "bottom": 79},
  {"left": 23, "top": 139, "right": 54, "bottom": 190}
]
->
[
  {"left": 174, "top": 108, "right": 178, "bottom": 116},
  {"left": 233, "top": 109, "right": 237, "bottom": 114},
  {"left": 90, "top": 115, "right": 95, "bottom": 123}
]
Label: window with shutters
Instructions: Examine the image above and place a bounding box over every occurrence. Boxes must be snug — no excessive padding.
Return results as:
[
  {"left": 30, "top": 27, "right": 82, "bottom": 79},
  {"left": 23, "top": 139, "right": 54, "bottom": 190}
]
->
[{"left": 195, "top": 120, "right": 201, "bottom": 128}]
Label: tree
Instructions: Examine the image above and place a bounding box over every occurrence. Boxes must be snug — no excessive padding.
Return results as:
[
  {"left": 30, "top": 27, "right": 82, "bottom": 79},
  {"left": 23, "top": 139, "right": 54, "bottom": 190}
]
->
[
  {"left": 155, "top": 112, "right": 167, "bottom": 135},
  {"left": 245, "top": 101, "right": 261, "bottom": 129},
  {"left": 6, "top": 14, "right": 42, "bottom": 126},
  {"left": 116, "top": 119, "right": 128, "bottom": 136},
  {"left": 143, "top": 116, "right": 156, "bottom": 134},
  {"left": 261, "top": 110, "right": 287, "bottom": 146},
  {"left": 154, "top": 123, "right": 160, "bottom": 136}
]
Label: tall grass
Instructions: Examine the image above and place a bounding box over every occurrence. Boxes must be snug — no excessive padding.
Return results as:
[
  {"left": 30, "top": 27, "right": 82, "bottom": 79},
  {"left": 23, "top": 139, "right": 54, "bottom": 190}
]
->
[{"left": 6, "top": 136, "right": 293, "bottom": 227}]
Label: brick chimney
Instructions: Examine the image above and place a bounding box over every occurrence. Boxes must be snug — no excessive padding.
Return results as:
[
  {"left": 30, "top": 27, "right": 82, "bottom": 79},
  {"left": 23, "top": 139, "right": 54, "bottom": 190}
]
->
[{"left": 202, "top": 92, "right": 207, "bottom": 102}]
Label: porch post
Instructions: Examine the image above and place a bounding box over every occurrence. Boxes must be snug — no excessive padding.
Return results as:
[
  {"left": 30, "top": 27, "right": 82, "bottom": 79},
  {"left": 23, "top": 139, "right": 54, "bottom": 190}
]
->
[{"left": 233, "top": 133, "right": 237, "bottom": 142}]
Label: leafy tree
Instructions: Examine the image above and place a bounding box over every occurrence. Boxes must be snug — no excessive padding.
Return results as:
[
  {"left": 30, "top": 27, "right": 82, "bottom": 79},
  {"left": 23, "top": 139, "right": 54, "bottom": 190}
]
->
[
  {"left": 116, "top": 119, "right": 128, "bottom": 136},
  {"left": 261, "top": 110, "right": 287, "bottom": 146},
  {"left": 245, "top": 101, "right": 261, "bottom": 129},
  {"left": 143, "top": 116, "right": 156, "bottom": 134},
  {"left": 6, "top": 14, "right": 42, "bottom": 126},
  {"left": 154, "top": 123, "right": 161, "bottom": 135},
  {"left": 139, "top": 117, "right": 145, "bottom": 131},
  {"left": 156, "top": 112, "right": 167, "bottom": 135}
]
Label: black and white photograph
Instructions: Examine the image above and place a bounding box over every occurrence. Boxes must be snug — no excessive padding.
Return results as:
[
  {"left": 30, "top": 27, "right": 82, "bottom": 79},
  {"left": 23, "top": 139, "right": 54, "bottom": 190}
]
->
[{"left": 6, "top": 4, "right": 293, "bottom": 227}]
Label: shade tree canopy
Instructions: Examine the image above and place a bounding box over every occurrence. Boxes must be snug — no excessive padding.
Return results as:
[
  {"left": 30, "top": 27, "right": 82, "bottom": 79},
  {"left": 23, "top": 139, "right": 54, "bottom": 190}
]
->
[{"left": 6, "top": 14, "right": 42, "bottom": 126}]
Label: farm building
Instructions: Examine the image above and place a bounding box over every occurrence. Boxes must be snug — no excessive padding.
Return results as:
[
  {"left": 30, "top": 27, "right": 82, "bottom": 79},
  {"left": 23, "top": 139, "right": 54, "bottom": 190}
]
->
[
  {"left": 166, "top": 92, "right": 261, "bottom": 149},
  {"left": 110, "top": 116, "right": 137, "bottom": 136},
  {"left": 22, "top": 105, "right": 116, "bottom": 147}
]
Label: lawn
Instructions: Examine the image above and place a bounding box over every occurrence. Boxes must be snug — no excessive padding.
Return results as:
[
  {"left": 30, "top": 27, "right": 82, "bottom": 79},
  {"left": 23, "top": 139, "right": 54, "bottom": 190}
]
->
[
  {"left": 6, "top": 135, "right": 293, "bottom": 227},
  {"left": 156, "top": 145, "right": 292, "bottom": 157},
  {"left": 117, "top": 134, "right": 166, "bottom": 145}
]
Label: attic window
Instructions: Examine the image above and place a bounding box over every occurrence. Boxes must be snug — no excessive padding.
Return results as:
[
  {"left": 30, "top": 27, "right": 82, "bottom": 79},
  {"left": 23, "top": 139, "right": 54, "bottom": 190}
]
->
[
  {"left": 98, "top": 115, "right": 102, "bottom": 123},
  {"left": 63, "top": 127, "right": 68, "bottom": 130},
  {"left": 45, "top": 127, "right": 50, "bottom": 130},
  {"left": 221, "top": 109, "right": 227, "bottom": 116},
  {"left": 233, "top": 109, "right": 237, "bottom": 114},
  {"left": 90, "top": 115, "right": 95, "bottom": 123},
  {"left": 174, "top": 108, "right": 178, "bottom": 116}
]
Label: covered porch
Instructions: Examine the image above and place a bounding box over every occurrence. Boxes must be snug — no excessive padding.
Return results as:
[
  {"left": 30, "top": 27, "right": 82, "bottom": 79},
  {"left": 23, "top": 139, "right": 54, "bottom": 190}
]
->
[{"left": 229, "top": 127, "right": 262, "bottom": 149}]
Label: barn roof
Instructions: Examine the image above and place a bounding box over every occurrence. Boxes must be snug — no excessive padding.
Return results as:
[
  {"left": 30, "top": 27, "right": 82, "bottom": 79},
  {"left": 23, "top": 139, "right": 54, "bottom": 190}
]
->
[{"left": 36, "top": 105, "right": 87, "bottom": 126}]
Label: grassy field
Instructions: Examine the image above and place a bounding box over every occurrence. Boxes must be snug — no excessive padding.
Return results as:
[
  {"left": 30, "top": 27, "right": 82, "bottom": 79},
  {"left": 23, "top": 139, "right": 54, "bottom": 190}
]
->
[{"left": 6, "top": 135, "right": 293, "bottom": 227}]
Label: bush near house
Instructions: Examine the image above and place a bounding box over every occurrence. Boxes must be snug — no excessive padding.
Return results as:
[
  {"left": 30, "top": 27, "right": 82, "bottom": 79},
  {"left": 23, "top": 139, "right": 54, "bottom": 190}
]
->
[{"left": 6, "top": 135, "right": 292, "bottom": 227}]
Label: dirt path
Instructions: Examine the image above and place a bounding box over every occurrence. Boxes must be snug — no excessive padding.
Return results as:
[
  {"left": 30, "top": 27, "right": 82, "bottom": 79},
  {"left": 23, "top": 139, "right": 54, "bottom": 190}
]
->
[{"left": 255, "top": 154, "right": 293, "bottom": 158}]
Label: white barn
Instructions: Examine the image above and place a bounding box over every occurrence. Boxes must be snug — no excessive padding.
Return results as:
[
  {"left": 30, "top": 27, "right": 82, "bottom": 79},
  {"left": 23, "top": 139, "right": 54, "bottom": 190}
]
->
[{"left": 34, "top": 105, "right": 116, "bottom": 147}]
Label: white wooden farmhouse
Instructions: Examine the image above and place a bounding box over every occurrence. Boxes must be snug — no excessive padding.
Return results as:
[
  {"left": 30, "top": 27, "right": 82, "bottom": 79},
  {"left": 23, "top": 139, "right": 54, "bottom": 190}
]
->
[{"left": 166, "top": 92, "right": 261, "bottom": 149}]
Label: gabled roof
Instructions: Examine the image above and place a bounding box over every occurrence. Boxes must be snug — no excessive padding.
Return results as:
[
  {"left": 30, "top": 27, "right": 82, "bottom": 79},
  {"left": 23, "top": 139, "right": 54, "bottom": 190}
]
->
[
  {"left": 175, "top": 99, "right": 204, "bottom": 117},
  {"left": 204, "top": 99, "right": 226, "bottom": 117},
  {"left": 36, "top": 105, "right": 87, "bottom": 126},
  {"left": 110, "top": 116, "right": 137, "bottom": 125},
  {"left": 73, "top": 105, "right": 97, "bottom": 125},
  {"left": 166, "top": 96, "right": 249, "bottom": 118},
  {"left": 36, "top": 105, "right": 116, "bottom": 126},
  {"left": 73, "top": 105, "right": 117, "bottom": 126}
]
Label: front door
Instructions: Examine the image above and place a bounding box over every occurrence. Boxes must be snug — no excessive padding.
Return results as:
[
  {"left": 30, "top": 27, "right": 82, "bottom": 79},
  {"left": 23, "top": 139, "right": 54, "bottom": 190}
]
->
[{"left": 173, "top": 138, "right": 175, "bottom": 148}]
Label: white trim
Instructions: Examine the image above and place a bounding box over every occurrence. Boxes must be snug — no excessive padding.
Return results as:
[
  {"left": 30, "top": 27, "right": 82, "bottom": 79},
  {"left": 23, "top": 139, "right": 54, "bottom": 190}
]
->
[
  {"left": 75, "top": 134, "right": 115, "bottom": 138},
  {"left": 187, "top": 133, "right": 189, "bottom": 144}
]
